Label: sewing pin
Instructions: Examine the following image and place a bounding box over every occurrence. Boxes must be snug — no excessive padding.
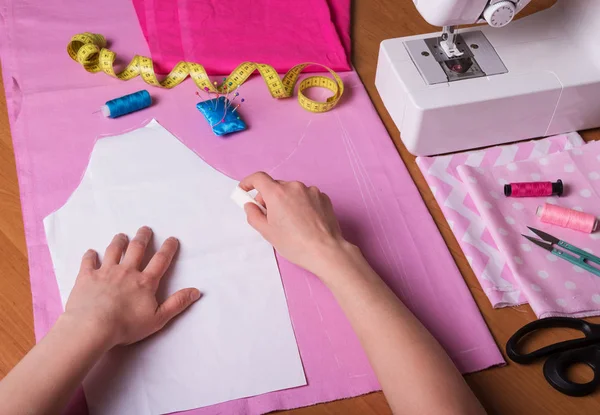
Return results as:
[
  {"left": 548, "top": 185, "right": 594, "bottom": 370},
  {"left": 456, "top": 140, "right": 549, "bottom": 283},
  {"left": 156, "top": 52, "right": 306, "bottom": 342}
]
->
[
  {"left": 222, "top": 89, "right": 240, "bottom": 119},
  {"left": 225, "top": 84, "right": 239, "bottom": 104},
  {"left": 231, "top": 98, "right": 245, "bottom": 114},
  {"left": 211, "top": 115, "right": 227, "bottom": 128},
  {"left": 213, "top": 81, "right": 220, "bottom": 110},
  {"left": 221, "top": 95, "right": 234, "bottom": 119},
  {"left": 220, "top": 89, "right": 230, "bottom": 120},
  {"left": 221, "top": 77, "right": 228, "bottom": 97},
  {"left": 198, "top": 86, "right": 212, "bottom": 103},
  {"left": 226, "top": 92, "right": 240, "bottom": 110},
  {"left": 227, "top": 81, "right": 235, "bottom": 96},
  {"left": 223, "top": 80, "right": 233, "bottom": 104},
  {"left": 200, "top": 86, "right": 214, "bottom": 110}
]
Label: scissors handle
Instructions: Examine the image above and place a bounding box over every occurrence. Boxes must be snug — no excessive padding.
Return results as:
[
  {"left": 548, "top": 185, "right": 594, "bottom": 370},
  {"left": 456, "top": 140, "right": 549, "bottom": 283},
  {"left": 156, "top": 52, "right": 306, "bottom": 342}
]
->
[
  {"left": 553, "top": 249, "right": 600, "bottom": 278},
  {"left": 558, "top": 240, "right": 600, "bottom": 267},
  {"left": 506, "top": 317, "right": 598, "bottom": 364},
  {"left": 544, "top": 346, "right": 600, "bottom": 397}
]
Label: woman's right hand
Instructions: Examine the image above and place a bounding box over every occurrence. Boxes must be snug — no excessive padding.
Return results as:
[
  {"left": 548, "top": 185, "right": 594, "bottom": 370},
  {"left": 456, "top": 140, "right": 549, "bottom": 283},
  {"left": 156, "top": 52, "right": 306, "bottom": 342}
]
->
[{"left": 239, "top": 172, "right": 355, "bottom": 278}]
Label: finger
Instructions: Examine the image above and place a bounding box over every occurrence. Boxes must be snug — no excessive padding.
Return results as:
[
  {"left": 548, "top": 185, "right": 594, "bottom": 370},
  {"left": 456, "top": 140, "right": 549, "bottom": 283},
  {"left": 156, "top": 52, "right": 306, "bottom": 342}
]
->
[
  {"left": 239, "top": 171, "right": 279, "bottom": 194},
  {"left": 79, "top": 249, "right": 98, "bottom": 272},
  {"left": 321, "top": 192, "right": 333, "bottom": 207},
  {"left": 122, "top": 226, "right": 153, "bottom": 268},
  {"left": 144, "top": 237, "right": 179, "bottom": 279},
  {"left": 244, "top": 203, "right": 269, "bottom": 236},
  {"left": 254, "top": 192, "right": 266, "bottom": 207},
  {"left": 103, "top": 233, "right": 129, "bottom": 264},
  {"left": 155, "top": 288, "right": 202, "bottom": 329},
  {"left": 288, "top": 180, "right": 307, "bottom": 190},
  {"left": 308, "top": 186, "right": 320, "bottom": 196}
]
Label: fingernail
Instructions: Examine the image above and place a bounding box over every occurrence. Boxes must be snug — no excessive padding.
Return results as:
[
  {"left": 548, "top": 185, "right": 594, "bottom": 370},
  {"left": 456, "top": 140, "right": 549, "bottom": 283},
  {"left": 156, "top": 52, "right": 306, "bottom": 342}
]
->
[
  {"left": 191, "top": 289, "right": 202, "bottom": 301},
  {"left": 141, "top": 226, "right": 152, "bottom": 232},
  {"left": 167, "top": 236, "right": 179, "bottom": 244}
]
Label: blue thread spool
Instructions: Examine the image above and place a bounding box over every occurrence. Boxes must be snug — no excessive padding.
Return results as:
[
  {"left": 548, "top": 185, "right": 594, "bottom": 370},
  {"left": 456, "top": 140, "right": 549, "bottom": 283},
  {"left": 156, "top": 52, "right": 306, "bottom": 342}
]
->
[{"left": 101, "top": 90, "right": 152, "bottom": 118}]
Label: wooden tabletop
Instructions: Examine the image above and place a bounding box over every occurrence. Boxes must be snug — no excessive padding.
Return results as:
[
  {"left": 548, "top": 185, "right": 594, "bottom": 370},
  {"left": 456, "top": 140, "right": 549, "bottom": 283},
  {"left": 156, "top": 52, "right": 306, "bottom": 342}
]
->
[{"left": 2, "top": 0, "right": 600, "bottom": 413}]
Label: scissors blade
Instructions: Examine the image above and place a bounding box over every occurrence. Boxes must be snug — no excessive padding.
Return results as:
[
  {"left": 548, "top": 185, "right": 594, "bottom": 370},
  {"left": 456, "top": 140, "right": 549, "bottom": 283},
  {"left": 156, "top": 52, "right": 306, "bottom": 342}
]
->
[
  {"left": 527, "top": 227, "right": 560, "bottom": 245},
  {"left": 522, "top": 234, "right": 553, "bottom": 252}
]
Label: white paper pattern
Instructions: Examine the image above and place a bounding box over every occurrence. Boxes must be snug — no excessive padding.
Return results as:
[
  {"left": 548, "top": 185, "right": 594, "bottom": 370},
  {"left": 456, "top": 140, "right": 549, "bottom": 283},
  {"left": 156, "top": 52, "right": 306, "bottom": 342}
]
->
[{"left": 43, "top": 120, "right": 306, "bottom": 415}]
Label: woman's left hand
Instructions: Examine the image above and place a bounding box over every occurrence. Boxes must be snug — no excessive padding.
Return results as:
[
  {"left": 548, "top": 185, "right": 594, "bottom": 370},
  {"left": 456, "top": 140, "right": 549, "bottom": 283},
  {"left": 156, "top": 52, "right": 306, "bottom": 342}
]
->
[{"left": 65, "top": 226, "right": 201, "bottom": 348}]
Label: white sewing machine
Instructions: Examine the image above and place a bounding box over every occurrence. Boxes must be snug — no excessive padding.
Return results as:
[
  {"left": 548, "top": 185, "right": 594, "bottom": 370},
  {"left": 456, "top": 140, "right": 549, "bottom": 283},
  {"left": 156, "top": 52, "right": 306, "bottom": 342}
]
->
[{"left": 375, "top": 0, "right": 600, "bottom": 155}]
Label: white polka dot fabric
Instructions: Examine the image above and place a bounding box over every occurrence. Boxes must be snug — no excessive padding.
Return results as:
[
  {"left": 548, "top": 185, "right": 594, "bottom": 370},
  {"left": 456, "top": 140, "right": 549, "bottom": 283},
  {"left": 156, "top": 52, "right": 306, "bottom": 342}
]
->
[
  {"left": 457, "top": 140, "right": 600, "bottom": 318},
  {"left": 416, "top": 133, "right": 585, "bottom": 309}
]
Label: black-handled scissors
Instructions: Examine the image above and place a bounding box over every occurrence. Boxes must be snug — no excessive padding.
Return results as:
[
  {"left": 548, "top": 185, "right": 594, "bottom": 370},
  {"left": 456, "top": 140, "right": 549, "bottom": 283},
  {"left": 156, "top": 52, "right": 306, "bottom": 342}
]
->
[{"left": 506, "top": 317, "right": 600, "bottom": 396}]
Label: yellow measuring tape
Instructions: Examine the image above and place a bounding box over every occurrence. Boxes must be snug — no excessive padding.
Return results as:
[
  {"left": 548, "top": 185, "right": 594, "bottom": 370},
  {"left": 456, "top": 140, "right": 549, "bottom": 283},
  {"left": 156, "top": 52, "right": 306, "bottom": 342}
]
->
[{"left": 67, "top": 33, "right": 344, "bottom": 113}]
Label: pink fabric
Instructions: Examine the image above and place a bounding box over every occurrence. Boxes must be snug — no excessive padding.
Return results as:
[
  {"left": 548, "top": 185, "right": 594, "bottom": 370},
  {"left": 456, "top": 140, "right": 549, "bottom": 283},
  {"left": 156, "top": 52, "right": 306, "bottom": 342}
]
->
[
  {"left": 457, "top": 141, "right": 600, "bottom": 318},
  {"left": 416, "top": 134, "right": 585, "bottom": 308},
  {"left": 0, "top": 0, "right": 503, "bottom": 413},
  {"left": 132, "top": 0, "right": 351, "bottom": 75}
]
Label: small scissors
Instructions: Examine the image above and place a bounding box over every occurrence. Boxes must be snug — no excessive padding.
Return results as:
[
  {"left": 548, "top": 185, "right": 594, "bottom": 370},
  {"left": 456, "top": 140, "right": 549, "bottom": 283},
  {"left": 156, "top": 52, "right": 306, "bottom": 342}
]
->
[
  {"left": 522, "top": 227, "right": 600, "bottom": 277},
  {"left": 506, "top": 317, "right": 600, "bottom": 396}
]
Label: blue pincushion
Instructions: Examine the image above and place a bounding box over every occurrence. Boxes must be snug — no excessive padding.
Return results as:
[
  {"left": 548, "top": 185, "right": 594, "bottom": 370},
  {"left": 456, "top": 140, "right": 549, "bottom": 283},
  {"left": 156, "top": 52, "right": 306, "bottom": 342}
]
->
[{"left": 196, "top": 96, "right": 247, "bottom": 136}]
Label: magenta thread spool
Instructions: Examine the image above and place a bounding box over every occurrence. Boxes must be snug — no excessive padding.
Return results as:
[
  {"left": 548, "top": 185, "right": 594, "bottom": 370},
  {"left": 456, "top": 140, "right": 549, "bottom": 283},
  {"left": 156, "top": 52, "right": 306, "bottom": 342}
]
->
[
  {"left": 504, "top": 179, "right": 563, "bottom": 197},
  {"left": 536, "top": 203, "right": 598, "bottom": 233}
]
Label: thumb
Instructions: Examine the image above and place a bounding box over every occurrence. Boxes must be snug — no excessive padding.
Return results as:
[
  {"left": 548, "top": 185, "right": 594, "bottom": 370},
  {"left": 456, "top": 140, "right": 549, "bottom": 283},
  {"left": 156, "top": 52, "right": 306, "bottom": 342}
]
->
[
  {"left": 244, "top": 203, "right": 269, "bottom": 236},
  {"left": 156, "top": 288, "right": 202, "bottom": 329}
]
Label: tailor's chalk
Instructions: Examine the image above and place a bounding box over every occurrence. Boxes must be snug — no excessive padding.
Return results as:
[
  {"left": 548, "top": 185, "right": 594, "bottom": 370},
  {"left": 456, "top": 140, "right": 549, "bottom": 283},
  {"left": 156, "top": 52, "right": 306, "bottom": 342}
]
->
[{"left": 231, "top": 186, "right": 267, "bottom": 214}]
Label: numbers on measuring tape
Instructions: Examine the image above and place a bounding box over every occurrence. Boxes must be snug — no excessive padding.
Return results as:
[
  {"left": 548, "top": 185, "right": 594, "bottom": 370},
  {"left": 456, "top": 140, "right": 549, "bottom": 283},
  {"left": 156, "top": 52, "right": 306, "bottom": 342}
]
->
[{"left": 67, "top": 32, "right": 343, "bottom": 113}]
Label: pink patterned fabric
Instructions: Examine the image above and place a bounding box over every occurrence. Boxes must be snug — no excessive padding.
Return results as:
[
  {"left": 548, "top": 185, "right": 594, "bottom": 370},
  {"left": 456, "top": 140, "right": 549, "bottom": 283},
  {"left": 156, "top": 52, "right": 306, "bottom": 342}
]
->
[
  {"left": 0, "top": 0, "right": 503, "bottom": 413},
  {"left": 132, "top": 0, "right": 351, "bottom": 75},
  {"left": 416, "top": 133, "right": 585, "bottom": 308},
  {"left": 457, "top": 140, "right": 600, "bottom": 318}
]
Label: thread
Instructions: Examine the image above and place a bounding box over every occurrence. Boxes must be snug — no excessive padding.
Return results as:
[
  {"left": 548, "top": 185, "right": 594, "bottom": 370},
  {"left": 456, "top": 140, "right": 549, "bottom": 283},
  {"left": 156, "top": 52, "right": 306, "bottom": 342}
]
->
[
  {"left": 100, "top": 90, "right": 152, "bottom": 118},
  {"left": 537, "top": 203, "right": 598, "bottom": 233},
  {"left": 504, "top": 180, "right": 563, "bottom": 197}
]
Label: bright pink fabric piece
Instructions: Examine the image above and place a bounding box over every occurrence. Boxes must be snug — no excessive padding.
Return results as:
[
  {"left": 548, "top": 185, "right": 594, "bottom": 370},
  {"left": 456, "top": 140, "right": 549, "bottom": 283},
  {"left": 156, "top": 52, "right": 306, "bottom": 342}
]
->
[
  {"left": 132, "top": 0, "right": 351, "bottom": 75},
  {"left": 457, "top": 141, "right": 600, "bottom": 318},
  {"left": 0, "top": 0, "right": 502, "bottom": 413},
  {"left": 416, "top": 134, "right": 585, "bottom": 308}
]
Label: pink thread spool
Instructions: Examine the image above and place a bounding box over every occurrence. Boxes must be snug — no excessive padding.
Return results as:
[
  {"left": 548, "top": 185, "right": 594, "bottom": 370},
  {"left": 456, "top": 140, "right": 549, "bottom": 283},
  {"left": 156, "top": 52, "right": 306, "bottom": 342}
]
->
[
  {"left": 505, "top": 180, "right": 563, "bottom": 197},
  {"left": 537, "top": 203, "right": 598, "bottom": 233}
]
